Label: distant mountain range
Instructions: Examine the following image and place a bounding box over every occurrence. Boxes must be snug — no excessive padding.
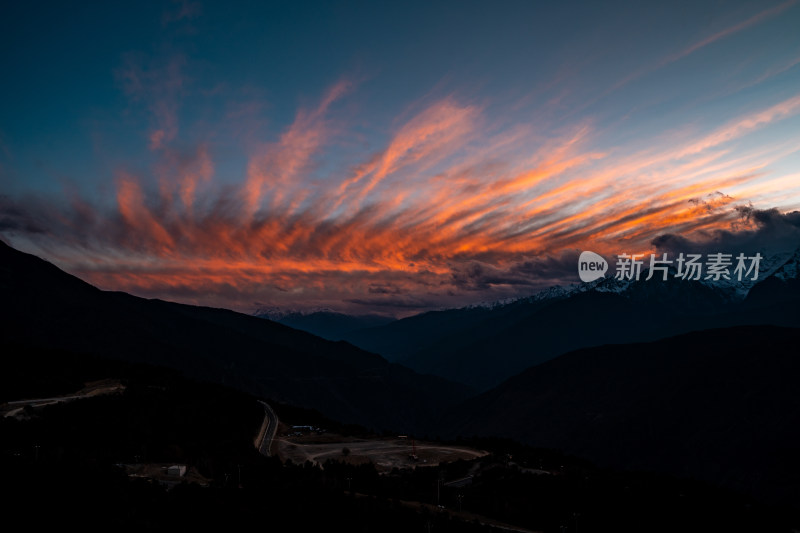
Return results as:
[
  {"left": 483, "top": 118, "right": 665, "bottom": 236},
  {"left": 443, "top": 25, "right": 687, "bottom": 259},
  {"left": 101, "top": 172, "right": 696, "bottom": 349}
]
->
[
  {"left": 442, "top": 325, "right": 800, "bottom": 504},
  {"left": 254, "top": 307, "right": 393, "bottom": 341},
  {"left": 5, "top": 239, "right": 800, "bottom": 505},
  {"left": 0, "top": 240, "right": 471, "bottom": 432},
  {"left": 338, "top": 247, "right": 800, "bottom": 390}
]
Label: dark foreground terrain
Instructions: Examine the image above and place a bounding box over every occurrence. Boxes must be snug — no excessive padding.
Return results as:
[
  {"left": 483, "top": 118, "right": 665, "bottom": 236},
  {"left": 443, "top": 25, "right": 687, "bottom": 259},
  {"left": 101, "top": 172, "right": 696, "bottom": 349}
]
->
[
  {"left": 444, "top": 325, "right": 800, "bottom": 506},
  {"left": 2, "top": 343, "right": 798, "bottom": 532},
  {"left": 0, "top": 240, "right": 471, "bottom": 433},
  {"left": 3, "top": 241, "right": 800, "bottom": 531}
]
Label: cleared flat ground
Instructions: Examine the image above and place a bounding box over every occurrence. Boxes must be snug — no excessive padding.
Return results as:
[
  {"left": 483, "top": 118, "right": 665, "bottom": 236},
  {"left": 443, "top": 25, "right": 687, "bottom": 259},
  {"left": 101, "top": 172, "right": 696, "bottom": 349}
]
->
[{"left": 276, "top": 430, "right": 487, "bottom": 471}]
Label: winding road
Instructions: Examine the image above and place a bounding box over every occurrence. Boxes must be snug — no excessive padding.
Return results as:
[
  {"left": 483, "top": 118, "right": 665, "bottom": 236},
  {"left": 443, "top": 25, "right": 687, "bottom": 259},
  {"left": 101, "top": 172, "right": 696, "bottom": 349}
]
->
[
  {"left": 255, "top": 400, "right": 279, "bottom": 457},
  {"left": 2, "top": 381, "right": 124, "bottom": 418}
]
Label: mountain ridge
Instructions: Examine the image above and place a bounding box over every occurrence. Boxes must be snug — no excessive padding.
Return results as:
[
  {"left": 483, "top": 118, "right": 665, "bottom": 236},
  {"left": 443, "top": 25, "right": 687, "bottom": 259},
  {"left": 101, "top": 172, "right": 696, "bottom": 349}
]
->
[
  {"left": 440, "top": 324, "right": 800, "bottom": 504},
  {"left": 0, "top": 240, "right": 471, "bottom": 432},
  {"left": 342, "top": 245, "right": 800, "bottom": 389}
]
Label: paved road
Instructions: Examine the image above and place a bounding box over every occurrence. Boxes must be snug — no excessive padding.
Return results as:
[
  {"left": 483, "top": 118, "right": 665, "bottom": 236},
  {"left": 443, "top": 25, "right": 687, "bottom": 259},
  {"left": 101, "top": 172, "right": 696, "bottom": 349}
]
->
[
  {"left": 2, "top": 382, "right": 124, "bottom": 418},
  {"left": 255, "top": 401, "right": 279, "bottom": 456}
]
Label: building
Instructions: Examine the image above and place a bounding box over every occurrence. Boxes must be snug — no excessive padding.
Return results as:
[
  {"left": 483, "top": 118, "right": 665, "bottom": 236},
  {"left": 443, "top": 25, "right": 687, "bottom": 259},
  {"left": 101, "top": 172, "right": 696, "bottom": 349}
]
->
[{"left": 166, "top": 464, "right": 186, "bottom": 477}]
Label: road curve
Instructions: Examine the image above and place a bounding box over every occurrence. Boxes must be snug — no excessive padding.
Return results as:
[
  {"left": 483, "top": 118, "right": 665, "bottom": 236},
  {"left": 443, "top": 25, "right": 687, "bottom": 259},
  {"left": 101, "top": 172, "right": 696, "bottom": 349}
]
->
[
  {"left": 2, "top": 382, "right": 125, "bottom": 418},
  {"left": 255, "top": 400, "right": 279, "bottom": 457}
]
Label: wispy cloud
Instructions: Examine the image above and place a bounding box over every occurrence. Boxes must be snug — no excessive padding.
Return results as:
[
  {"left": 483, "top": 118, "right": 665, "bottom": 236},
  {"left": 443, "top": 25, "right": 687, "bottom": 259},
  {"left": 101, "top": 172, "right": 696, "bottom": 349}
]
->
[
  {"left": 116, "top": 53, "right": 186, "bottom": 151},
  {"left": 607, "top": 1, "right": 798, "bottom": 96},
  {"left": 3, "top": 77, "right": 800, "bottom": 314}
]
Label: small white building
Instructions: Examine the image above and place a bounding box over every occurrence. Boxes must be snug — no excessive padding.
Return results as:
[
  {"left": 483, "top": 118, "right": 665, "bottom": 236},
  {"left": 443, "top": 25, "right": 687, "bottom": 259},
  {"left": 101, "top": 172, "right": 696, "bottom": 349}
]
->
[{"left": 166, "top": 464, "right": 186, "bottom": 477}]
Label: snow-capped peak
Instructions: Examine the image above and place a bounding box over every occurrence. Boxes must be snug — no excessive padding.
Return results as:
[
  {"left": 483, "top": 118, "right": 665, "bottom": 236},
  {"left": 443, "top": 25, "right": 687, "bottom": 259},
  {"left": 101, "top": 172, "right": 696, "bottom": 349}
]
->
[
  {"left": 458, "top": 246, "right": 800, "bottom": 312},
  {"left": 692, "top": 249, "right": 794, "bottom": 300},
  {"left": 772, "top": 247, "right": 800, "bottom": 281}
]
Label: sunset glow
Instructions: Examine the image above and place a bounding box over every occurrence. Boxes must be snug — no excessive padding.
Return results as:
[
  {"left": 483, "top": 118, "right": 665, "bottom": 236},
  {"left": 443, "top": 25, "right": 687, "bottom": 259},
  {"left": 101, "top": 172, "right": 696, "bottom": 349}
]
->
[{"left": 2, "top": 1, "right": 800, "bottom": 314}]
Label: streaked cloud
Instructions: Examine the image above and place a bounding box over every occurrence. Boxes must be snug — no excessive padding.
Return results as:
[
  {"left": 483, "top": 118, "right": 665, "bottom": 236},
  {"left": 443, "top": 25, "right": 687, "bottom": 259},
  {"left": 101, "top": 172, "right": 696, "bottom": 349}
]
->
[
  {"left": 4, "top": 76, "right": 800, "bottom": 315},
  {"left": 3, "top": 1, "right": 800, "bottom": 315}
]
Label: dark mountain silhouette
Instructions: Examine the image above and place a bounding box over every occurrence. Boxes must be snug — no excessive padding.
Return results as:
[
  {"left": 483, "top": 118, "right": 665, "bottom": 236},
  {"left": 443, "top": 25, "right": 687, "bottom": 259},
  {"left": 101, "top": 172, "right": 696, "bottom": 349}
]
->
[
  {"left": 745, "top": 248, "right": 800, "bottom": 306},
  {"left": 255, "top": 309, "right": 395, "bottom": 341},
  {"left": 344, "top": 304, "right": 512, "bottom": 361},
  {"left": 6, "top": 343, "right": 792, "bottom": 533},
  {"left": 344, "top": 249, "right": 800, "bottom": 390},
  {"left": 442, "top": 325, "right": 800, "bottom": 504},
  {"left": 0, "top": 240, "right": 471, "bottom": 432}
]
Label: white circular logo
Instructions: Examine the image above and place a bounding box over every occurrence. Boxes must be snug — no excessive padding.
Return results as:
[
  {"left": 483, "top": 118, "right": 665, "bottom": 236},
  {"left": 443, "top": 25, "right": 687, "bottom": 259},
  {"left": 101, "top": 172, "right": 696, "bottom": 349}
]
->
[{"left": 578, "top": 251, "right": 608, "bottom": 282}]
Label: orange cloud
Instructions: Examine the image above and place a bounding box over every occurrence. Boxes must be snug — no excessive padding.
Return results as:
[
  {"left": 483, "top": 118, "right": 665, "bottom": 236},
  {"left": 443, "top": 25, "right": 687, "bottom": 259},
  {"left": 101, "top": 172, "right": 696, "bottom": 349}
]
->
[{"left": 4, "top": 79, "right": 799, "bottom": 314}]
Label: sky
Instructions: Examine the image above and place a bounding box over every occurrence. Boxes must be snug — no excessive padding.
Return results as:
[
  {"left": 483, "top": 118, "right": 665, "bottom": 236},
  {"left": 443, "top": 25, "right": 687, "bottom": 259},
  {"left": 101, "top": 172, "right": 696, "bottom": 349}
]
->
[{"left": 1, "top": 0, "right": 800, "bottom": 316}]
